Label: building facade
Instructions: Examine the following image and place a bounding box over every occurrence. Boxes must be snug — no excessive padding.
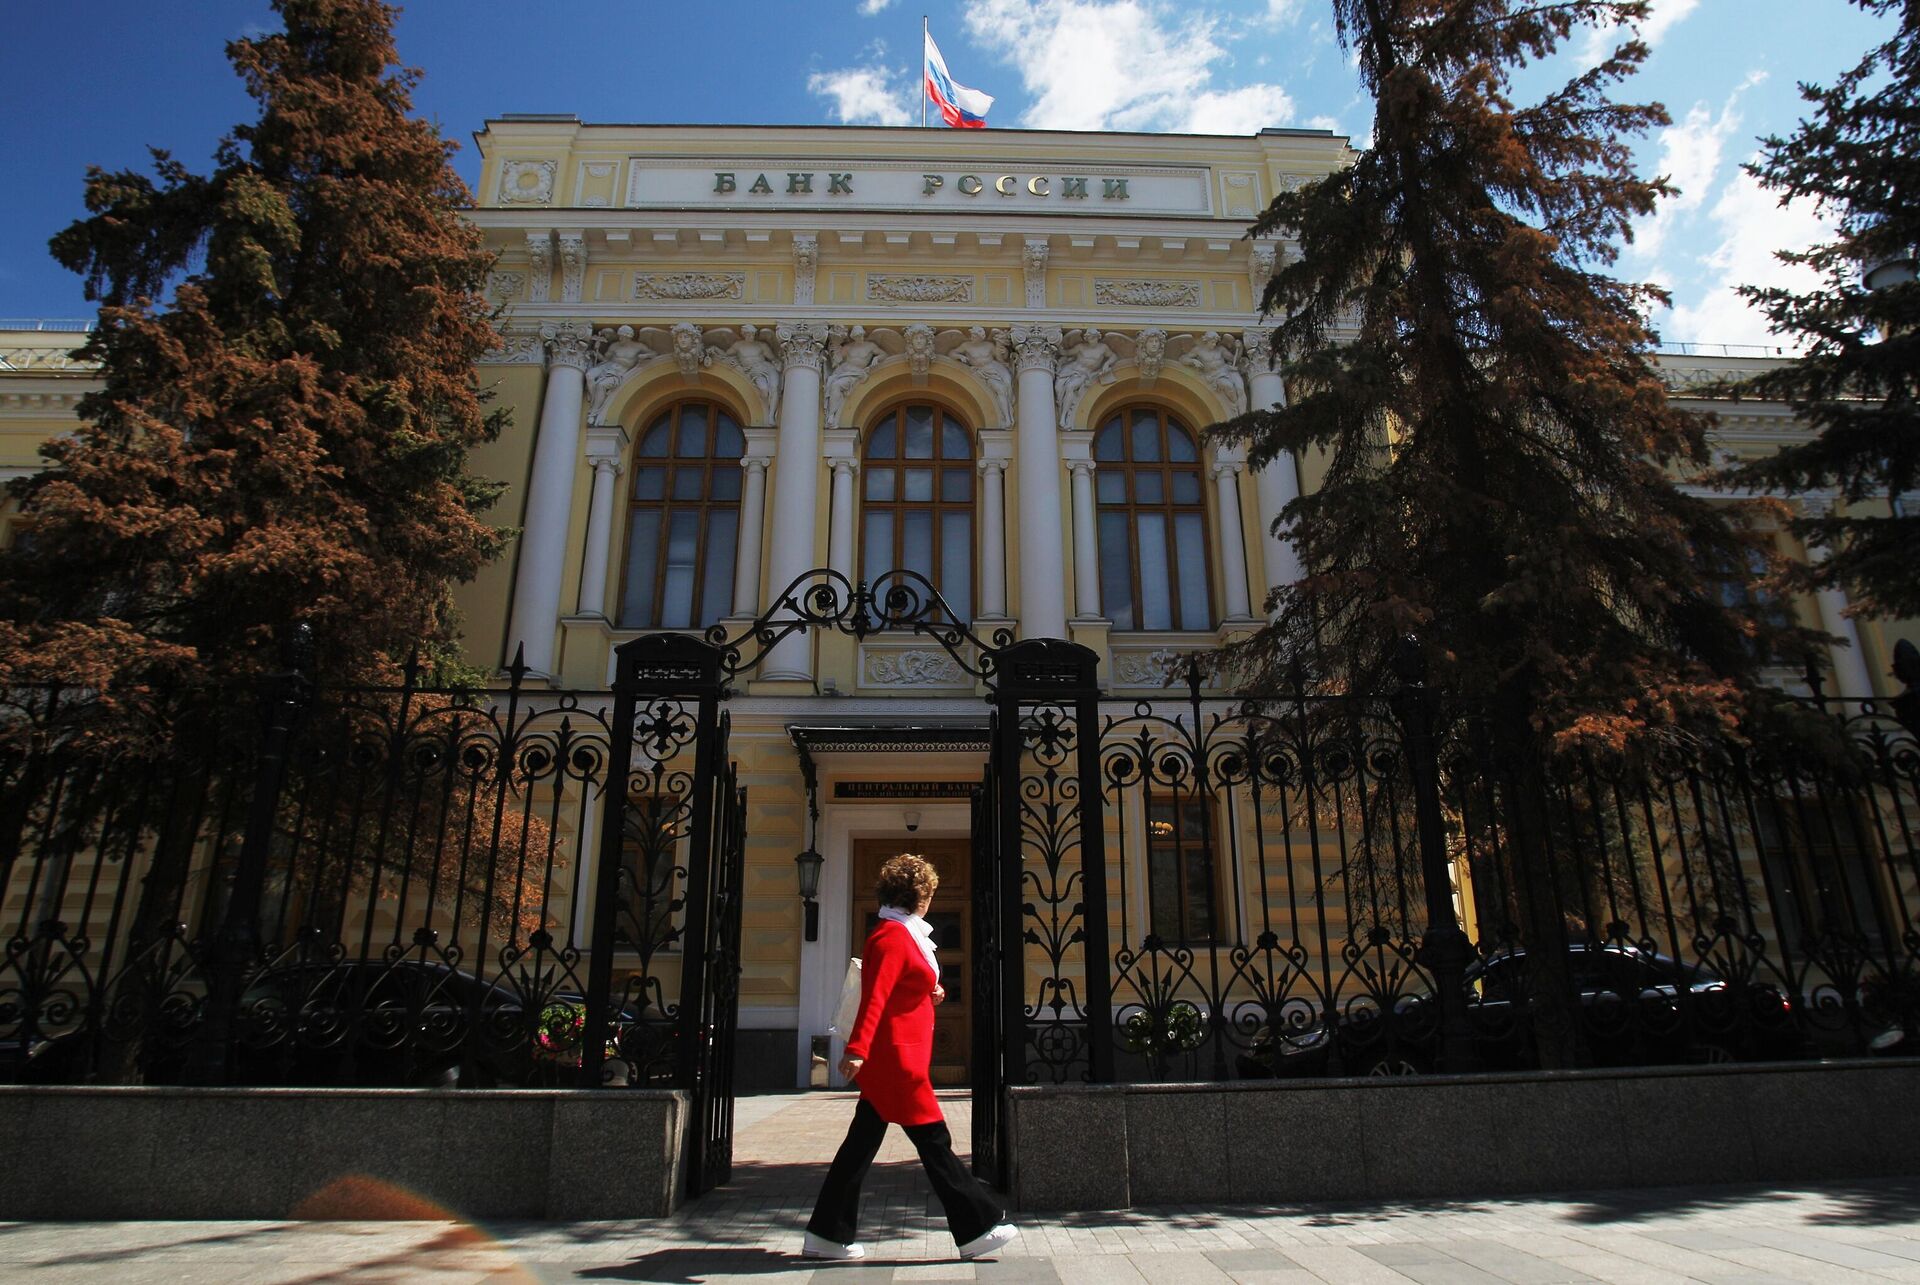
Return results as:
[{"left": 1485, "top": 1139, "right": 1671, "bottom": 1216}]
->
[{"left": 0, "top": 120, "right": 1907, "bottom": 1091}]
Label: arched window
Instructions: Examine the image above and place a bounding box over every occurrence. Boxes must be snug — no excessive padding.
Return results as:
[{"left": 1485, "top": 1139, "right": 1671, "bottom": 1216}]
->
[
  {"left": 862, "top": 403, "right": 974, "bottom": 621},
  {"left": 618, "top": 401, "right": 744, "bottom": 629},
  {"left": 1095, "top": 407, "right": 1212, "bottom": 631}
]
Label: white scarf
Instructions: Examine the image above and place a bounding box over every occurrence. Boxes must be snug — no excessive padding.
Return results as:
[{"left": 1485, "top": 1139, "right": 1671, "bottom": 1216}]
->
[{"left": 877, "top": 905, "right": 940, "bottom": 980}]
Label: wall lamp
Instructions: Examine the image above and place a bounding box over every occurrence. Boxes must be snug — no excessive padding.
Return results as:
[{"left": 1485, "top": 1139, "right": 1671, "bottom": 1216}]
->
[{"left": 796, "top": 847, "right": 825, "bottom": 942}]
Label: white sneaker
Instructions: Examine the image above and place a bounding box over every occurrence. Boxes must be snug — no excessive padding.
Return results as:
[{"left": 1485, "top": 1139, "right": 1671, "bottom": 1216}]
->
[
  {"left": 801, "top": 1231, "right": 866, "bottom": 1260},
  {"left": 958, "top": 1223, "right": 1019, "bottom": 1259}
]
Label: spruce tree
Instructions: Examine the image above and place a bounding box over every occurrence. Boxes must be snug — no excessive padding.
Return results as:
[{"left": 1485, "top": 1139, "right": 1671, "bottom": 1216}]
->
[
  {"left": 0, "top": 0, "right": 507, "bottom": 695},
  {"left": 1222, "top": 0, "right": 1816, "bottom": 1066},
  {"left": 1729, "top": 0, "right": 1920, "bottom": 622}
]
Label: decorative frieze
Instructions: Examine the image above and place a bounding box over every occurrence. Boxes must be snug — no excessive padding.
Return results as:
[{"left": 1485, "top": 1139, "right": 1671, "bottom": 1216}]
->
[
  {"left": 633, "top": 271, "right": 744, "bottom": 301},
  {"left": 1094, "top": 279, "right": 1202, "bottom": 309},
  {"left": 499, "top": 158, "right": 556, "bottom": 205},
  {"left": 479, "top": 326, "right": 545, "bottom": 365},
  {"left": 1110, "top": 648, "right": 1183, "bottom": 686},
  {"left": 867, "top": 274, "right": 973, "bottom": 304}
]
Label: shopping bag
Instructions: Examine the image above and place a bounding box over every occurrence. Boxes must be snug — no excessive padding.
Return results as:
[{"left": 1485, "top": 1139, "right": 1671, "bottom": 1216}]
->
[{"left": 830, "top": 957, "right": 862, "bottom": 1035}]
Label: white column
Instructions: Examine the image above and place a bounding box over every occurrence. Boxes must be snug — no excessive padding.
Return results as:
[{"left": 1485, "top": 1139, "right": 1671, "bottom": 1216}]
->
[
  {"left": 978, "top": 457, "right": 1009, "bottom": 618},
  {"left": 1806, "top": 500, "right": 1876, "bottom": 697},
  {"left": 1242, "top": 332, "right": 1305, "bottom": 606},
  {"left": 1012, "top": 326, "right": 1068, "bottom": 639},
  {"left": 1213, "top": 458, "right": 1255, "bottom": 621},
  {"left": 506, "top": 322, "right": 592, "bottom": 675},
  {"left": 1068, "top": 460, "right": 1101, "bottom": 620},
  {"left": 732, "top": 457, "right": 770, "bottom": 617},
  {"left": 828, "top": 457, "right": 859, "bottom": 583},
  {"left": 761, "top": 322, "right": 829, "bottom": 680},
  {"left": 575, "top": 455, "right": 621, "bottom": 617}
]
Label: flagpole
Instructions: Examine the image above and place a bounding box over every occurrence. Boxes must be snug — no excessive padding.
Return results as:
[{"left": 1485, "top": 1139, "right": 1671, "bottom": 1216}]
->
[{"left": 921, "top": 15, "right": 929, "bottom": 128}]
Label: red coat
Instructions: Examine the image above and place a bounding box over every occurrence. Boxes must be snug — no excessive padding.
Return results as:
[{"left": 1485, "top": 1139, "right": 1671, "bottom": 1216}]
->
[{"left": 843, "top": 918, "right": 943, "bottom": 1125}]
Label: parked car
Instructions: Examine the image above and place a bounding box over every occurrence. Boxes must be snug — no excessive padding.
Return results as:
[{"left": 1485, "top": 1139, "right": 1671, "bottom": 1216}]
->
[{"left": 1236, "top": 944, "right": 1804, "bottom": 1079}]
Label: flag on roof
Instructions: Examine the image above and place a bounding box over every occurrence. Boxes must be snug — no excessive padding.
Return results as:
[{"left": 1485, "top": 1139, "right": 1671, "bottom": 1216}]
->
[{"left": 924, "top": 30, "right": 993, "bottom": 129}]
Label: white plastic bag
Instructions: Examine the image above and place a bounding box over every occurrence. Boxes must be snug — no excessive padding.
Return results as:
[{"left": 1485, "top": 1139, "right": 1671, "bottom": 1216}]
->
[{"left": 830, "top": 957, "right": 862, "bottom": 1035}]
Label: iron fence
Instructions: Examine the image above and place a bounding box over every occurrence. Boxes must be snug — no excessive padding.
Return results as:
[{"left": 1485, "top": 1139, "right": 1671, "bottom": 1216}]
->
[
  {"left": 0, "top": 654, "right": 720, "bottom": 1092},
  {"left": 1003, "top": 662, "right": 1920, "bottom": 1087}
]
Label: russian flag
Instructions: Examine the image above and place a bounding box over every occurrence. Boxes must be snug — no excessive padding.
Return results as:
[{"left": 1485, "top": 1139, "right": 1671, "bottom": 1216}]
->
[{"left": 924, "top": 30, "right": 993, "bottom": 129}]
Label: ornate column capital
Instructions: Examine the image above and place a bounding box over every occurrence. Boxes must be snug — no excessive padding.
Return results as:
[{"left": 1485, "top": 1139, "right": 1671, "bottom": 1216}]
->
[
  {"left": 1240, "top": 326, "right": 1281, "bottom": 374},
  {"left": 1211, "top": 460, "right": 1245, "bottom": 481},
  {"left": 743, "top": 455, "right": 772, "bottom": 477},
  {"left": 830, "top": 456, "right": 860, "bottom": 479},
  {"left": 540, "top": 321, "right": 595, "bottom": 372},
  {"left": 1068, "top": 458, "right": 1097, "bottom": 479},
  {"left": 589, "top": 455, "right": 623, "bottom": 478},
  {"left": 776, "top": 321, "right": 829, "bottom": 372},
  {"left": 1010, "top": 324, "right": 1063, "bottom": 374},
  {"left": 978, "top": 456, "right": 1009, "bottom": 477}
]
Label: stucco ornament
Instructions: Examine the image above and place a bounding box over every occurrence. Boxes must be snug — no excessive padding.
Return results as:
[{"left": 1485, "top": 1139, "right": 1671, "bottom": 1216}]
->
[
  {"left": 634, "top": 272, "right": 744, "bottom": 301},
  {"left": 948, "top": 326, "right": 1015, "bottom": 427},
  {"left": 585, "top": 326, "right": 656, "bottom": 423},
  {"left": 864, "top": 647, "right": 968, "bottom": 688},
  {"left": 526, "top": 231, "right": 554, "bottom": 304},
  {"left": 499, "top": 158, "right": 556, "bottom": 205},
  {"left": 539, "top": 321, "right": 595, "bottom": 373},
  {"left": 774, "top": 321, "right": 830, "bottom": 374},
  {"left": 485, "top": 271, "right": 525, "bottom": 305},
  {"left": 792, "top": 234, "right": 819, "bottom": 306},
  {"left": 903, "top": 323, "right": 937, "bottom": 384},
  {"left": 710, "top": 324, "right": 783, "bottom": 412},
  {"left": 1055, "top": 328, "right": 1120, "bottom": 430},
  {"left": 1023, "top": 237, "right": 1049, "bottom": 309},
  {"left": 557, "top": 232, "right": 587, "bottom": 303},
  {"left": 671, "top": 323, "right": 710, "bottom": 378},
  {"left": 824, "top": 325, "right": 892, "bottom": 426},
  {"left": 1177, "top": 331, "right": 1248, "bottom": 417},
  {"left": 868, "top": 274, "right": 974, "bottom": 303},
  {"left": 1010, "top": 324, "right": 1062, "bottom": 374},
  {"left": 1111, "top": 648, "right": 1184, "bottom": 686},
  {"left": 1133, "top": 328, "right": 1169, "bottom": 384},
  {"left": 1248, "top": 243, "right": 1278, "bottom": 311},
  {"left": 1094, "top": 279, "right": 1202, "bottom": 308}
]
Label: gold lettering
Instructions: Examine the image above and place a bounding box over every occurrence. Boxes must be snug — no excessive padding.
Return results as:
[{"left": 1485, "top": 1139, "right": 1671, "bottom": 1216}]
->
[
  {"left": 1061, "top": 176, "right": 1088, "bottom": 198},
  {"left": 748, "top": 173, "right": 773, "bottom": 194},
  {"left": 923, "top": 174, "right": 944, "bottom": 195},
  {"left": 958, "top": 174, "right": 983, "bottom": 195},
  {"left": 1027, "top": 176, "right": 1050, "bottom": 196},
  {"left": 713, "top": 172, "right": 736, "bottom": 193},
  {"left": 995, "top": 174, "right": 1017, "bottom": 196}
]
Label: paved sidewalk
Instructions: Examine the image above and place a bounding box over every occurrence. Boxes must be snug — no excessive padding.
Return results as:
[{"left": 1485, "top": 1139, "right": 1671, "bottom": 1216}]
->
[{"left": 5, "top": 1091, "right": 1920, "bottom": 1282}]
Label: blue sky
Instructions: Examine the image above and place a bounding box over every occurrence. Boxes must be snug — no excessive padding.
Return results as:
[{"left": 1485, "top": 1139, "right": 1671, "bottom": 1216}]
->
[{"left": 0, "top": 0, "right": 1897, "bottom": 346}]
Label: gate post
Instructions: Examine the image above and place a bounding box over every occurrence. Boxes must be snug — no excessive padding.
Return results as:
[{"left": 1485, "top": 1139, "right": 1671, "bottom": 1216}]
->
[
  {"left": 990, "top": 639, "right": 1113, "bottom": 1085},
  {"left": 1393, "top": 637, "right": 1477, "bottom": 1074}
]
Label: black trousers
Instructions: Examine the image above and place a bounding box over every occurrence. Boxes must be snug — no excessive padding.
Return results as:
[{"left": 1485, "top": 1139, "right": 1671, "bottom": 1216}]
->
[{"left": 806, "top": 1098, "right": 1004, "bottom": 1248}]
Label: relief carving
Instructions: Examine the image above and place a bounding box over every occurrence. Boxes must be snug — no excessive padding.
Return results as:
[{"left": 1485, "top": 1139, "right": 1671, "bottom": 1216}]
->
[
  {"left": 863, "top": 648, "right": 968, "bottom": 688},
  {"left": 868, "top": 274, "right": 974, "bottom": 304},
  {"left": 634, "top": 272, "right": 745, "bottom": 301},
  {"left": 1111, "top": 649, "right": 1184, "bottom": 686},
  {"left": 1094, "top": 279, "right": 1202, "bottom": 308},
  {"left": 500, "top": 159, "right": 556, "bottom": 205}
]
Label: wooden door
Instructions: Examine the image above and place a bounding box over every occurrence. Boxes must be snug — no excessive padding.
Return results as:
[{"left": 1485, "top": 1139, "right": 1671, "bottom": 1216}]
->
[{"left": 850, "top": 837, "right": 971, "bottom": 1085}]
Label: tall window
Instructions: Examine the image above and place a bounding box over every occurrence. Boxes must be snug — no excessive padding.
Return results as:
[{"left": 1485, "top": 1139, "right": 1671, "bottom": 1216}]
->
[
  {"left": 1148, "top": 796, "right": 1219, "bottom": 942},
  {"left": 862, "top": 403, "right": 974, "bottom": 622},
  {"left": 1095, "top": 407, "right": 1212, "bottom": 631},
  {"left": 619, "top": 401, "right": 743, "bottom": 629}
]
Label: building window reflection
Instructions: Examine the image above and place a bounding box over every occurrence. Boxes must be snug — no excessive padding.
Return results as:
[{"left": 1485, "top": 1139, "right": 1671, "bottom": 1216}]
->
[
  {"left": 862, "top": 402, "right": 974, "bottom": 622},
  {"left": 619, "top": 401, "right": 744, "bottom": 629},
  {"left": 1095, "top": 406, "right": 1213, "bottom": 631}
]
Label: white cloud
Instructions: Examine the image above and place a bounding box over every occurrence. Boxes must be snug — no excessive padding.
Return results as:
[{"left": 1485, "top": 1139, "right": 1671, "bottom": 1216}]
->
[
  {"left": 1664, "top": 161, "right": 1833, "bottom": 350},
  {"left": 1263, "top": 0, "right": 1303, "bottom": 23},
  {"left": 964, "top": 0, "right": 1296, "bottom": 134},
  {"left": 808, "top": 63, "right": 914, "bottom": 126},
  {"left": 1577, "top": 0, "right": 1701, "bottom": 70},
  {"left": 858, "top": 0, "right": 895, "bottom": 12},
  {"left": 1633, "top": 73, "right": 1764, "bottom": 262}
]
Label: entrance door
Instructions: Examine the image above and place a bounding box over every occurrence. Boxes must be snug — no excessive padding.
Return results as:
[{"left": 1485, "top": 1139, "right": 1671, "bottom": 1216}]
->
[{"left": 850, "top": 837, "right": 972, "bottom": 1085}]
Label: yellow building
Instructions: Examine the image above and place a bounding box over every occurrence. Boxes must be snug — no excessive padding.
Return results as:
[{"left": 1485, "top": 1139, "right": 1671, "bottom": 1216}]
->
[{"left": 1, "top": 120, "right": 1908, "bottom": 1094}]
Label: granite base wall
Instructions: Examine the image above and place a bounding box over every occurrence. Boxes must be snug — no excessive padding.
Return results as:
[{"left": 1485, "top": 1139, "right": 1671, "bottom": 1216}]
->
[
  {"left": 0, "top": 1087, "right": 688, "bottom": 1221},
  {"left": 1007, "top": 1059, "right": 1920, "bottom": 1211}
]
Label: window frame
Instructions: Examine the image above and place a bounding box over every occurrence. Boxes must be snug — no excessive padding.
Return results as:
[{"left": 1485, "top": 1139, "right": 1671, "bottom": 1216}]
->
[
  {"left": 616, "top": 399, "right": 745, "bottom": 631},
  {"left": 1094, "top": 405, "right": 1216, "bottom": 633},
  {"left": 859, "top": 399, "right": 978, "bottom": 623},
  {"left": 1144, "top": 791, "right": 1231, "bottom": 946}
]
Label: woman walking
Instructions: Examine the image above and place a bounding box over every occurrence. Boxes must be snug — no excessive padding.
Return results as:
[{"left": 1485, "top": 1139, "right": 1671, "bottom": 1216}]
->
[{"left": 802, "top": 853, "right": 1018, "bottom": 1262}]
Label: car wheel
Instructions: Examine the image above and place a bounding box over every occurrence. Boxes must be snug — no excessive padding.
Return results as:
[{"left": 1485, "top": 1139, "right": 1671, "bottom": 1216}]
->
[
  {"left": 1691, "top": 1042, "right": 1734, "bottom": 1066},
  {"left": 1365, "top": 1055, "right": 1423, "bottom": 1077}
]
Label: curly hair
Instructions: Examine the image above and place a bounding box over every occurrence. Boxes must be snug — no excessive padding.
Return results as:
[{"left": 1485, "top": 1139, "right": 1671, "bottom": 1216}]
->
[{"left": 875, "top": 853, "right": 939, "bottom": 911}]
